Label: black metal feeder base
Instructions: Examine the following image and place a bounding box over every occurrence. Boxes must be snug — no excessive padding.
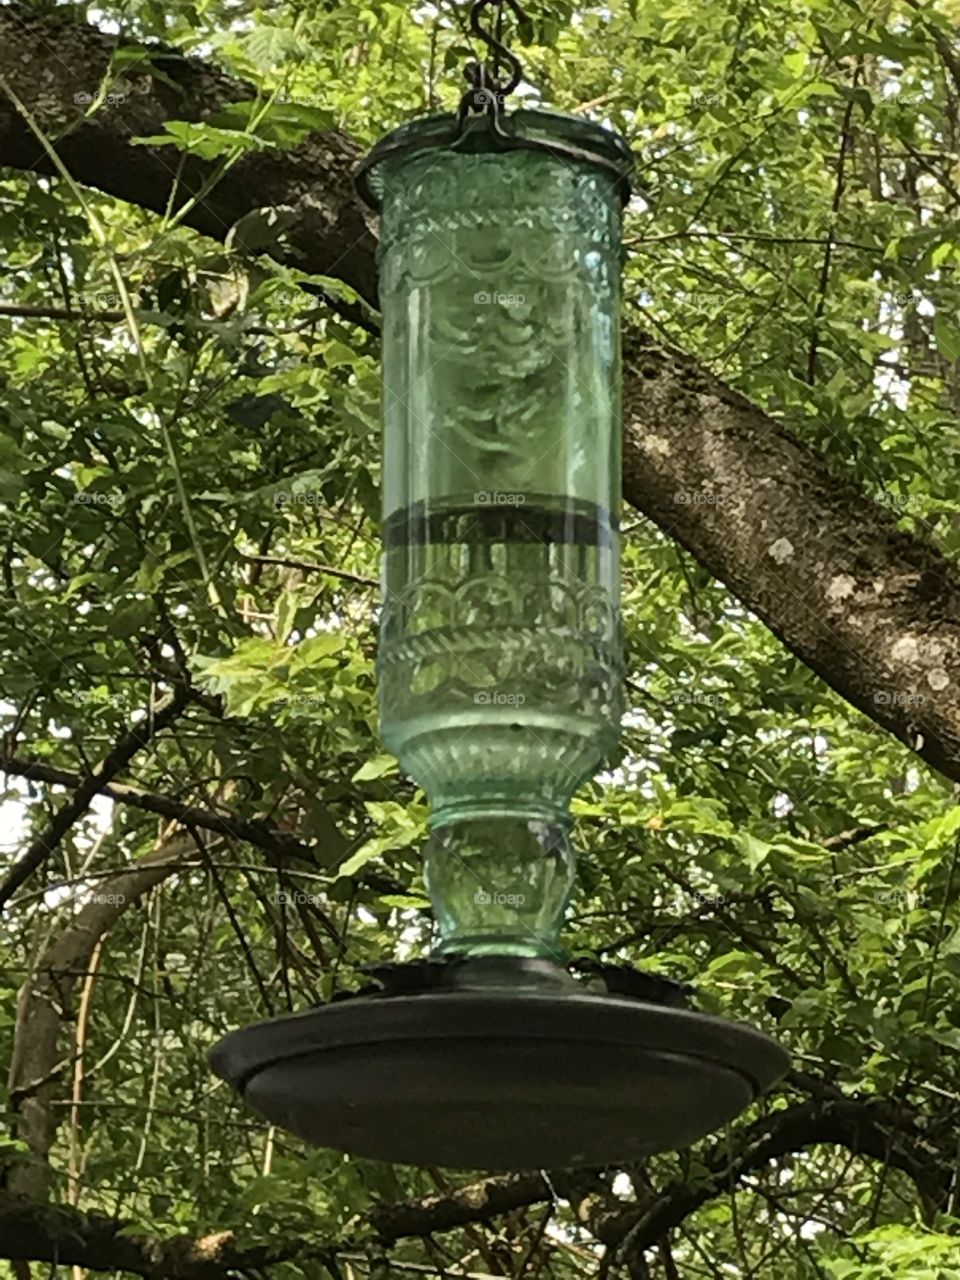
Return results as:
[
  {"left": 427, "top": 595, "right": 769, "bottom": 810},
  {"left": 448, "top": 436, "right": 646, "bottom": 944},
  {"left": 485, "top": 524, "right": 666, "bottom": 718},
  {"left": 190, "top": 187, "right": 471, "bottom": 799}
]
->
[{"left": 209, "top": 957, "right": 788, "bottom": 1170}]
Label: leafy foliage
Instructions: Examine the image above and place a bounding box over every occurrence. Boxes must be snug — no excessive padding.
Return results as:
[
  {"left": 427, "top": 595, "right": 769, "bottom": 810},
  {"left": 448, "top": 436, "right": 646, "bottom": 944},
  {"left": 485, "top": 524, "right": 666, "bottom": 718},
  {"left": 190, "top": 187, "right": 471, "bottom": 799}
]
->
[{"left": 3, "top": 0, "right": 960, "bottom": 1276}]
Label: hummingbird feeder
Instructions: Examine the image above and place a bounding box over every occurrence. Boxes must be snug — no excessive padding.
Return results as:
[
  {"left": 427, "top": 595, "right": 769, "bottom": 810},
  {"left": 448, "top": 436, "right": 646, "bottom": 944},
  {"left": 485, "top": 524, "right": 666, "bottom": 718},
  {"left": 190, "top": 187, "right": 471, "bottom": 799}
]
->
[{"left": 210, "top": 0, "right": 788, "bottom": 1170}]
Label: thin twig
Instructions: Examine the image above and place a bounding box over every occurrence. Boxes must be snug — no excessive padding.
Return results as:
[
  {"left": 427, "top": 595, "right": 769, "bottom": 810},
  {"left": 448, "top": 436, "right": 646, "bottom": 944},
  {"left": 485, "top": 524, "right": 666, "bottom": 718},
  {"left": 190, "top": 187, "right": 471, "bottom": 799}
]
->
[{"left": 242, "top": 554, "right": 377, "bottom": 586}]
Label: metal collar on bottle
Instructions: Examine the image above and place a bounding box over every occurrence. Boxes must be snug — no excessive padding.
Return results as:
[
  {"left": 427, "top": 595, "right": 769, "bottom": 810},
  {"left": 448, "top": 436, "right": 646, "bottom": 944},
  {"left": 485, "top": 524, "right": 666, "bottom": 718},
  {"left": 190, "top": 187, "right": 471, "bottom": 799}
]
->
[{"left": 355, "top": 107, "right": 634, "bottom": 212}]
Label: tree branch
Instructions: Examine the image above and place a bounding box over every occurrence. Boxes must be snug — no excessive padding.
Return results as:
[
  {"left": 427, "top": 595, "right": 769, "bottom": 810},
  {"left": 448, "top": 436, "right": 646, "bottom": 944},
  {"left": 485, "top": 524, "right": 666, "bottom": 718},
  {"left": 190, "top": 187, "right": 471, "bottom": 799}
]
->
[
  {"left": 0, "top": 1094, "right": 948, "bottom": 1274},
  {"left": 0, "top": 1191, "right": 292, "bottom": 1279},
  {"left": 0, "top": 1173, "right": 599, "bottom": 1275},
  {"left": 6, "top": 833, "right": 202, "bottom": 1198},
  {"left": 0, "top": 4, "right": 378, "bottom": 303},
  {"left": 599, "top": 1098, "right": 948, "bottom": 1266},
  {"left": 367, "top": 1173, "right": 552, "bottom": 1242},
  {"left": 0, "top": 688, "right": 189, "bottom": 908},
  {"left": 0, "top": 753, "right": 408, "bottom": 895},
  {"left": 621, "top": 331, "right": 960, "bottom": 783},
  {"left": 4, "top": 3, "right": 960, "bottom": 787},
  {"left": 241, "top": 553, "right": 378, "bottom": 586}
]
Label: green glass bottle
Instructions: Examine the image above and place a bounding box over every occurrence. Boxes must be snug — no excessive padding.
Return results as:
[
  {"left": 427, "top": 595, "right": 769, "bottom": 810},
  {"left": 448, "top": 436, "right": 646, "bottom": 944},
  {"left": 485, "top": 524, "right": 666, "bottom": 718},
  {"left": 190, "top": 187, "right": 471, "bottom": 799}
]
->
[{"left": 365, "top": 110, "right": 631, "bottom": 958}]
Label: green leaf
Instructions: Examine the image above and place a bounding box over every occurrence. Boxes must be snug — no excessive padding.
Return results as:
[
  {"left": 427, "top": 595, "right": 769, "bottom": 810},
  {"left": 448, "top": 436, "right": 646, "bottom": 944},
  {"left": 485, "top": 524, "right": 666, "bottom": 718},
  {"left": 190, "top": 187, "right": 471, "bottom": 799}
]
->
[
  {"left": 275, "top": 590, "right": 301, "bottom": 644},
  {"left": 934, "top": 314, "right": 960, "bottom": 363},
  {"left": 132, "top": 121, "right": 274, "bottom": 160},
  {"left": 211, "top": 98, "right": 335, "bottom": 143},
  {"left": 238, "top": 25, "right": 307, "bottom": 70},
  {"left": 324, "top": 340, "right": 360, "bottom": 368},
  {"left": 735, "top": 831, "right": 774, "bottom": 872},
  {"left": 931, "top": 241, "right": 955, "bottom": 268},
  {"left": 352, "top": 754, "right": 399, "bottom": 782},
  {"left": 0, "top": 468, "right": 25, "bottom": 504},
  {"left": 337, "top": 834, "right": 396, "bottom": 878},
  {"left": 378, "top": 893, "right": 431, "bottom": 910},
  {"left": 929, "top": 1027, "right": 960, "bottom": 1050},
  {"left": 704, "top": 951, "right": 758, "bottom": 978},
  {"left": 290, "top": 632, "right": 346, "bottom": 669}
]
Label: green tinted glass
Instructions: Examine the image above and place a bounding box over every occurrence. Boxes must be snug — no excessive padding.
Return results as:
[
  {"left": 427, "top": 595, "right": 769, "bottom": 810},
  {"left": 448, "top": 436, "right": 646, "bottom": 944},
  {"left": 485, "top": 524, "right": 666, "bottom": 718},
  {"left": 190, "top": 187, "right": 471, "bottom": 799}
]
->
[{"left": 367, "top": 111, "right": 631, "bottom": 957}]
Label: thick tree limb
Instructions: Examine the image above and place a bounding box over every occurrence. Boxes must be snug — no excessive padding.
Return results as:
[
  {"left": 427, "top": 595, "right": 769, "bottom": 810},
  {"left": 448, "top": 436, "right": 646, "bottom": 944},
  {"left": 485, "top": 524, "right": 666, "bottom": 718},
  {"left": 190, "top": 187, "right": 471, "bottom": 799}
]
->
[
  {"left": 4, "top": 3, "right": 960, "bottom": 785},
  {"left": 621, "top": 333, "right": 960, "bottom": 780},
  {"left": 0, "top": 4, "right": 377, "bottom": 303},
  {"left": 5, "top": 832, "right": 204, "bottom": 1199},
  {"left": 0, "top": 1191, "right": 287, "bottom": 1279}
]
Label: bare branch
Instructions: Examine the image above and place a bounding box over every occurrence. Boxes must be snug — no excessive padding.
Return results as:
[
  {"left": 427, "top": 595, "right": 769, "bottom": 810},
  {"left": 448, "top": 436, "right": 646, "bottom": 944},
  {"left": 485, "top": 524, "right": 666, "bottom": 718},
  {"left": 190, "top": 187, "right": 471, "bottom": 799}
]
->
[
  {"left": 600, "top": 1098, "right": 948, "bottom": 1267},
  {"left": 0, "top": 688, "right": 189, "bottom": 908}
]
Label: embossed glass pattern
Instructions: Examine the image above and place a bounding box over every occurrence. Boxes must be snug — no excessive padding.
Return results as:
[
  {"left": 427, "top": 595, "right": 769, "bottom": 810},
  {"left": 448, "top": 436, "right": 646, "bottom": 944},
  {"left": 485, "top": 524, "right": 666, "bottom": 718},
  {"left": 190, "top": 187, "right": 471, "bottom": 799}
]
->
[{"left": 367, "top": 111, "right": 630, "bottom": 957}]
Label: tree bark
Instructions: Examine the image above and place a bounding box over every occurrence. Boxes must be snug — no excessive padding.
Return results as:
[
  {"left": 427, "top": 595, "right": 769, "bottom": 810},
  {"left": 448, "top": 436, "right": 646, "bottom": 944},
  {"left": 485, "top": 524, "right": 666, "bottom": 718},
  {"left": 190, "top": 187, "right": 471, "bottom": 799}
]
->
[
  {"left": 6, "top": 832, "right": 201, "bottom": 1199},
  {"left": 0, "top": 1191, "right": 283, "bottom": 1279},
  {"left": 0, "top": 5, "right": 377, "bottom": 302},
  {"left": 621, "top": 332, "right": 960, "bottom": 779},
  {"left": 3, "top": 1, "right": 960, "bottom": 784}
]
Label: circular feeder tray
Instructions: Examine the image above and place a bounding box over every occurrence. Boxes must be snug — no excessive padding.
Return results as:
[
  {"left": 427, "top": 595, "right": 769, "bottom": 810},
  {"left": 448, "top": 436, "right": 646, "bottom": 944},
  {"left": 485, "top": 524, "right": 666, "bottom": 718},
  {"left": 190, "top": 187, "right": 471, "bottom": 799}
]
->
[{"left": 210, "top": 979, "right": 788, "bottom": 1170}]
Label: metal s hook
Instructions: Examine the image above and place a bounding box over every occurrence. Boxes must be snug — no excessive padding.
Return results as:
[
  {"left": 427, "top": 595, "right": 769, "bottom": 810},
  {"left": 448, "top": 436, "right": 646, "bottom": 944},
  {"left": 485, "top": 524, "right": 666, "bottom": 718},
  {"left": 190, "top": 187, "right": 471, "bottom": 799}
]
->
[
  {"left": 353, "top": 0, "right": 633, "bottom": 212},
  {"left": 459, "top": 0, "right": 529, "bottom": 119}
]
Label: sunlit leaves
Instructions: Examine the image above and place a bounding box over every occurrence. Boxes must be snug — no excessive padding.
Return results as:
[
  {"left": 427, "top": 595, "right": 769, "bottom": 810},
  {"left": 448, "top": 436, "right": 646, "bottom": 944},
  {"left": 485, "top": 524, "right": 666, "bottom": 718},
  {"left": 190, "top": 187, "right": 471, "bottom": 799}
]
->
[
  {"left": 133, "top": 120, "right": 276, "bottom": 160},
  {"left": 1, "top": 0, "right": 960, "bottom": 1274}
]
